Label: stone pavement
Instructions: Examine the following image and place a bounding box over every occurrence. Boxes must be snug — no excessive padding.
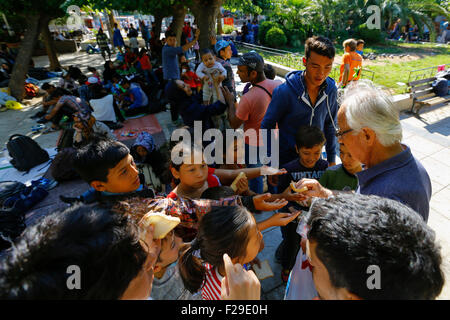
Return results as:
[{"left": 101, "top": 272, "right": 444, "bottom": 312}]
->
[{"left": 0, "top": 51, "right": 448, "bottom": 299}]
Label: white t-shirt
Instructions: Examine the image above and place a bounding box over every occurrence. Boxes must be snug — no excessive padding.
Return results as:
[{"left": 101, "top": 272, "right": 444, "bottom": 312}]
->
[{"left": 89, "top": 94, "right": 117, "bottom": 123}]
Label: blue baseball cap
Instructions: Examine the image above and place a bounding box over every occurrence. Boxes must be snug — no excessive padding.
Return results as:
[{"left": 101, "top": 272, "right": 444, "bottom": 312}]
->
[{"left": 215, "top": 40, "right": 230, "bottom": 53}]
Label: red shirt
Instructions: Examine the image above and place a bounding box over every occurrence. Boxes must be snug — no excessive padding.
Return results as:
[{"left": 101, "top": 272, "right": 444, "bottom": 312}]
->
[
  {"left": 182, "top": 70, "right": 202, "bottom": 88},
  {"left": 139, "top": 54, "right": 152, "bottom": 70},
  {"left": 167, "top": 167, "right": 220, "bottom": 199},
  {"left": 201, "top": 263, "right": 223, "bottom": 300}
]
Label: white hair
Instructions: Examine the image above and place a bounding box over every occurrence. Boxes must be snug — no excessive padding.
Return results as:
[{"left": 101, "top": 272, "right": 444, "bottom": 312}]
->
[{"left": 341, "top": 80, "right": 402, "bottom": 146}]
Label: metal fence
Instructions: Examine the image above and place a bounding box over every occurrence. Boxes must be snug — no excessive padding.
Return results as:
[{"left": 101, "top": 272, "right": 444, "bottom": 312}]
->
[{"left": 236, "top": 41, "right": 375, "bottom": 82}]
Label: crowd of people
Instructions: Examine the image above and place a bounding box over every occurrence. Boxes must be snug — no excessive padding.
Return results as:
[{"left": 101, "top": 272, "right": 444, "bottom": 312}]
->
[{"left": 0, "top": 21, "right": 445, "bottom": 301}]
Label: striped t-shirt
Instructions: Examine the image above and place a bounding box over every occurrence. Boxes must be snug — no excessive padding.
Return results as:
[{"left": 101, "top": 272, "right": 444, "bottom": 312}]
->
[{"left": 201, "top": 263, "right": 223, "bottom": 300}]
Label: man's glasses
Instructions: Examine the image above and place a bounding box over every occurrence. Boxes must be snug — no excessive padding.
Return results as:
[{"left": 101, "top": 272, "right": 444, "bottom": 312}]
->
[{"left": 335, "top": 128, "right": 353, "bottom": 138}]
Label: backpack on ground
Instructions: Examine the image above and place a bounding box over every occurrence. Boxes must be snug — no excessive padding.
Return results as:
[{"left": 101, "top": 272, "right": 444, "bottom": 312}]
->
[
  {"left": 0, "top": 181, "right": 26, "bottom": 206},
  {"left": 24, "top": 83, "right": 39, "bottom": 98},
  {"left": 6, "top": 134, "right": 50, "bottom": 172}
]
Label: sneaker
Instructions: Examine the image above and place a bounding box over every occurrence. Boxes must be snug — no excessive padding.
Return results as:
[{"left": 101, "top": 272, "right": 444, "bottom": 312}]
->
[{"left": 275, "top": 240, "right": 285, "bottom": 263}]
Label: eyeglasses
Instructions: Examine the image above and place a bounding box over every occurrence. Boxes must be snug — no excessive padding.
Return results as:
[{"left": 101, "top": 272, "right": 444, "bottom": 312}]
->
[{"left": 335, "top": 128, "right": 353, "bottom": 138}]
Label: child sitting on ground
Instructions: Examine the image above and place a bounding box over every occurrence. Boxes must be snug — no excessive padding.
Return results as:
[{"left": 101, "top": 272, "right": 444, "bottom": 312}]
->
[
  {"left": 87, "top": 66, "right": 102, "bottom": 83},
  {"left": 137, "top": 48, "right": 159, "bottom": 86},
  {"left": 196, "top": 48, "right": 227, "bottom": 105},
  {"left": 179, "top": 203, "right": 300, "bottom": 300},
  {"left": 276, "top": 125, "right": 329, "bottom": 283},
  {"left": 181, "top": 62, "right": 201, "bottom": 93}
]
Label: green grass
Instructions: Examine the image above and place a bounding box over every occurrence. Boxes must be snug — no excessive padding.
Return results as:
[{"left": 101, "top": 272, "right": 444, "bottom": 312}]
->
[{"left": 239, "top": 42, "right": 450, "bottom": 94}]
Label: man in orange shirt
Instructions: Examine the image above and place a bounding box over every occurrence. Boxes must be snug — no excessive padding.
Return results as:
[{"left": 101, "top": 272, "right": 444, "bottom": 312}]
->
[{"left": 338, "top": 39, "right": 362, "bottom": 88}]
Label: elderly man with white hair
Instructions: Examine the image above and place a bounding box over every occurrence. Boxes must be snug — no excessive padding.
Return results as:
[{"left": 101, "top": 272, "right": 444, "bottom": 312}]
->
[{"left": 295, "top": 80, "right": 431, "bottom": 222}]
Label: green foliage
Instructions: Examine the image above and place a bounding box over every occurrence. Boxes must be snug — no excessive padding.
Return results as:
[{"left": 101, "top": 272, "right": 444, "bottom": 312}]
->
[
  {"left": 222, "top": 24, "right": 236, "bottom": 34},
  {"left": 259, "top": 20, "right": 282, "bottom": 44},
  {"left": 355, "top": 23, "right": 383, "bottom": 45},
  {"left": 265, "top": 26, "right": 287, "bottom": 48}
]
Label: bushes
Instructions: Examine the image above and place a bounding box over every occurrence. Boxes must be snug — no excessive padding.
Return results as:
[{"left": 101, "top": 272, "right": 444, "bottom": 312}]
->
[
  {"left": 355, "top": 23, "right": 383, "bottom": 44},
  {"left": 222, "top": 25, "right": 235, "bottom": 34},
  {"left": 259, "top": 21, "right": 282, "bottom": 45},
  {"left": 265, "top": 27, "right": 287, "bottom": 48}
]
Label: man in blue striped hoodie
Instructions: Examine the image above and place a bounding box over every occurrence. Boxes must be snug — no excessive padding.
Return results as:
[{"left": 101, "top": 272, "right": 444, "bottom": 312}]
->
[{"left": 261, "top": 36, "right": 338, "bottom": 170}]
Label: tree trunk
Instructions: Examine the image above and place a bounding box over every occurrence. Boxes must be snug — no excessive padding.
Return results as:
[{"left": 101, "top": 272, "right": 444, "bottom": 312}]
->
[
  {"left": 172, "top": 4, "right": 187, "bottom": 46},
  {"left": 105, "top": 10, "right": 115, "bottom": 48},
  {"left": 190, "top": 0, "right": 222, "bottom": 50},
  {"left": 41, "top": 16, "right": 61, "bottom": 71},
  {"left": 216, "top": 11, "right": 223, "bottom": 35},
  {"left": 9, "top": 13, "right": 45, "bottom": 101},
  {"left": 154, "top": 14, "right": 164, "bottom": 41}
]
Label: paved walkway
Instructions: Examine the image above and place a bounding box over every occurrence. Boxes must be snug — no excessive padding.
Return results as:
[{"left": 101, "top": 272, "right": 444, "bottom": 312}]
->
[{"left": 0, "top": 51, "right": 448, "bottom": 299}]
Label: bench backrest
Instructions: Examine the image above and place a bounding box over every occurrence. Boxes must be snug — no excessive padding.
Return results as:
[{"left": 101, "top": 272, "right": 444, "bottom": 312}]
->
[{"left": 408, "top": 77, "right": 436, "bottom": 100}]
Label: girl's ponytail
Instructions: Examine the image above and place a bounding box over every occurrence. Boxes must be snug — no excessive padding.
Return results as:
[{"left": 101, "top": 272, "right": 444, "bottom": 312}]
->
[{"left": 178, "top": 238, "right": 206, "bottom": 294}]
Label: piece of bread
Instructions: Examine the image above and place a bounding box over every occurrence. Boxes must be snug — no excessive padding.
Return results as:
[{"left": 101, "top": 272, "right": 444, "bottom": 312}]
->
[
  {"left": 140, "top": 212, "right": 181, "bottom": 239},
  {"left": 230, "top": 172, "right": 246, "bottom": 192},
  {"left": 290, "top": 181, "right": 308, "bottom": 193},
  {"left": 252, "top": 260, "right": 274, "bottom": 280}
]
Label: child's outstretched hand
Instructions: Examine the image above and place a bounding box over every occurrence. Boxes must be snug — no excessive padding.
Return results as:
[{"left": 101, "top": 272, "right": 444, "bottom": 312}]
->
[
  {"left": 281, "top": 185, "right": 307, "bottom": 202},
  {"left": 221, "top": 253, "right": 261, "bottom": 300},
  {"left": 260, "top": 165, "right": 287, "bottom": 176},
  {"left": 266, "top": 209, "right": 302, "bottom": 227},
  {"left": 252, "top": 193, "right": 288, "bottom": 211}
]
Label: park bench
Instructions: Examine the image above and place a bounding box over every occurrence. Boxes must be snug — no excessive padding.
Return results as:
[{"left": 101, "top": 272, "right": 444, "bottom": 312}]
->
[{"left": 407, "top": 77, "right": 450, "bottom": 115}]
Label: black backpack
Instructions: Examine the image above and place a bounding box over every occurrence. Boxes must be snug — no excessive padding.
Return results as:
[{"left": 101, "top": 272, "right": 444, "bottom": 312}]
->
[
  {"left": 6, "top": 134, "right": 50, "bottom": 172},
  {"left": 0, "top": 181, "right": 26, "bottom": 206}
]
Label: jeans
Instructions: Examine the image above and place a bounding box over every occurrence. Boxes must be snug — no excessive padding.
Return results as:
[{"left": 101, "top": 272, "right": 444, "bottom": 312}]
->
[{"left": 244, "top": 143, "right": 263, "bottom": 194}]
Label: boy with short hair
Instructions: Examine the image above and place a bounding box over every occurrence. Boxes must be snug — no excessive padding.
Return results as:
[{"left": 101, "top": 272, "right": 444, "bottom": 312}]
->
[
  {"left": 339, "top": 38, "right": 363, "bottom": 88},
  {"left": 356, "top": 39, "right": 365, "bottom": 57},
  {"left": 276, "top": 125, "right": 329, "bottom": 282},
  {"left": 62, "top": 138, "right": 154, "bottom": 204}
]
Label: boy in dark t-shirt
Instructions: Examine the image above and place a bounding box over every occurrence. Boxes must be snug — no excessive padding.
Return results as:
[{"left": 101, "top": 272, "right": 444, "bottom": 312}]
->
[{"left": 277, "top": 126, "right": 328, "bottom": 282}]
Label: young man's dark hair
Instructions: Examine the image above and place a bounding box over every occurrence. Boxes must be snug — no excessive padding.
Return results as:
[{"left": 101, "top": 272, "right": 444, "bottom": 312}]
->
[
  {"left": 306, "top": 193, "right": 444, "bottom": 300},
  {"left": 41, "top": 82, "right": 54, "bottom": 91},
  {"left": 305, "top": 36, "right": 335, "bottom": 60},
  {"left": 165, "top": 30, "right": 176, "bottom": 39},
  {"left": 73, "top": 138, "right": 130, "bottom": 183},
  {"left": 0, "top": 204, "right": 148, "bottom": 299},
  {"left": 295, "top": 126, "right": 326, "bottom": 149},
  {"left": 356, "top": 39, "right": 365, "bottom": 46},
  {"left": 50, "top": 87, "right": 70, "bottom": 99},
  {"left": 201, "top": 186, "right": 236, "bottom": 200}
]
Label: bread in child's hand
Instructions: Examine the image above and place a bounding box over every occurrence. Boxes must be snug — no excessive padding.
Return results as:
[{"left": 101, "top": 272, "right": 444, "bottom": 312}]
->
[
  {"left": 140, "top": 212, "right": 181, "bottom": 239},
  {"left": 290, "top": 181, "right": 308, "bottom": 193},
  {"left": 230, "top": 172, "right": 246, "bottom": 192},
  {"left": 252, "top": 260, "right": 274, "bottom": 280}
]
